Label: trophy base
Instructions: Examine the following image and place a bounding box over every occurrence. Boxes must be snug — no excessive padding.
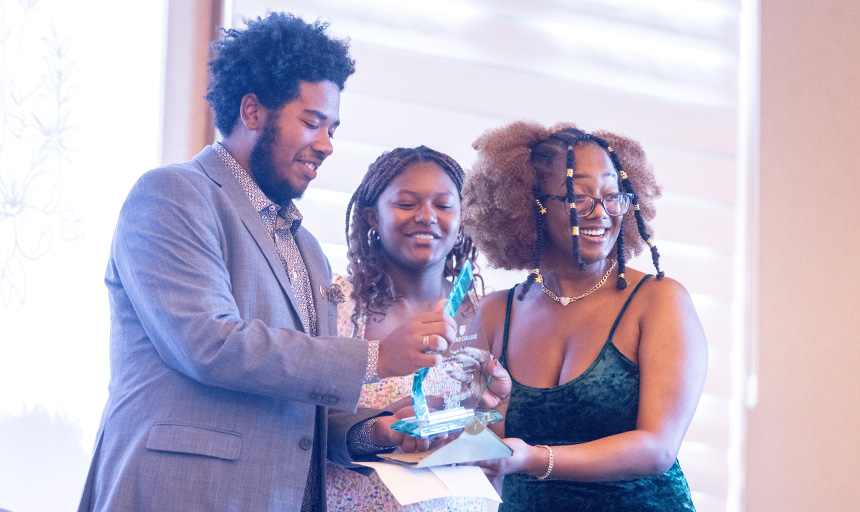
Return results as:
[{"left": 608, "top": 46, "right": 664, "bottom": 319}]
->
[{"left": 391, "top": 408, "right": 503, "bottom": 439}]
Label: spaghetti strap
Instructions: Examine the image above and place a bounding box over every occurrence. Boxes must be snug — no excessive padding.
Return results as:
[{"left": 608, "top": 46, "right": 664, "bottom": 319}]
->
[
  {"left": 607, "top": 275, "right": 653, "bottom": 340},
  {"left": 499, "top": 285, "right": 518, "bottom": 368},
  {"left": 502, "top": 277, "right": 651, "bottom": 365}
]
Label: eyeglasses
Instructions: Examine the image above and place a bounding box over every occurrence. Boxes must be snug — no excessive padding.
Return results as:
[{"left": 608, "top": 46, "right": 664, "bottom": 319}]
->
[{"left": 542, "top": 192, "right": 633, "bottom": 217}]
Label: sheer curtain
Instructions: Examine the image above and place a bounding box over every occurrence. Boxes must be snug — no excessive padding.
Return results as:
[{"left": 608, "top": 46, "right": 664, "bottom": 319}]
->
[{"left": 0, "top": 1, "right": 166, "bottom": 511}]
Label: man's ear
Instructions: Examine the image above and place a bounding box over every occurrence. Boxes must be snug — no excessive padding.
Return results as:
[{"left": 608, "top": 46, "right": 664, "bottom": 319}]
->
[
  {"left": 362, "top": 207, "right": 378, "bottom": 230},
  {"left": 239, "top": 93, "right": 265, "bottom": 131}
]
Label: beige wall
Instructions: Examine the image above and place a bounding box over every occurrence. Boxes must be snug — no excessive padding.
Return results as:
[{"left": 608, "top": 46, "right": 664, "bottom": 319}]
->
[
  {"left": 749, "top": 0, "right": 860, "bottom": 510},
  {"left": 161, "top": 0, "right": 220, "bottom": 164}
]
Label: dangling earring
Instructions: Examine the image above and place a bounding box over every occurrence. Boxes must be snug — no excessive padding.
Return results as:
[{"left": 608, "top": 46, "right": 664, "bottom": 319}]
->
[{"left": 367, "top": 227, "right": 380, "bottom": 247}]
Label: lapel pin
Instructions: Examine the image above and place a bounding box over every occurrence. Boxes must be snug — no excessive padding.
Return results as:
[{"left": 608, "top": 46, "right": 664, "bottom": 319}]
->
[{"left": 320, "top": 284, "right": 345, "bottom": 304}]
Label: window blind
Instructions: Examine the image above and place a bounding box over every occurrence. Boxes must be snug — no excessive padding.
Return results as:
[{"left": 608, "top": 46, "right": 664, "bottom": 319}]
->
[{"left": 229, "top": 1, "right": 753, "bottom": 510}]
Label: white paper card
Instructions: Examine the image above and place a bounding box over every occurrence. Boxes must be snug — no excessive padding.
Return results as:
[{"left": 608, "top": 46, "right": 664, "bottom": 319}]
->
[
  {"left": 355, "top": 462, "right": 502, "bottom": 506},
  {"left": 430, "top": 465, "right": 499, "bottom": 498}
]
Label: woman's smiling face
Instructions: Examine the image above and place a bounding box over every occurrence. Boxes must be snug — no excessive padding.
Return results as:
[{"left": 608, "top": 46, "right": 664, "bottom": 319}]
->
[
  {"left": 369, "top": 161, "right": 461, "bottom": 271},
  {"left": 542, "top": 142, "right": 622, "bottom": 266}
]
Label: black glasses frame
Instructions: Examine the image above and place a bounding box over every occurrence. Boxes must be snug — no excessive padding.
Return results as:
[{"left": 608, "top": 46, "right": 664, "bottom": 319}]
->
[{"left": 541, "top": 192, "right": 633, "bottom": 217}]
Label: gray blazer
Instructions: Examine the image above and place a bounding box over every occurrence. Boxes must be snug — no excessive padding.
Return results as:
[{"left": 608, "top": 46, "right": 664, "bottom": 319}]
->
[{"left": 78, "top": 146, "right": 377, "bottom": 511}]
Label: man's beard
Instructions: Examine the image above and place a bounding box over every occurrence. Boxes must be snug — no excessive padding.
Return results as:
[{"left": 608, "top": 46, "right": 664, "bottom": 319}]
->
[{"left": 248, "top": 116, "right": 303, "bottom": 205}]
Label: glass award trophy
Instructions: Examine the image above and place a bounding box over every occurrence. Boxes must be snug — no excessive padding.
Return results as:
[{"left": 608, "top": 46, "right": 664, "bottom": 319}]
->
[{"left": 391, "top": 260, "right": 503, "bottom": 439}]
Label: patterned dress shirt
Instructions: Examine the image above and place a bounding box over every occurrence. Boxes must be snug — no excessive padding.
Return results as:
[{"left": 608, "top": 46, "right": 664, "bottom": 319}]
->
[{"left": 213, "top": 142, "right": 317, "bottom": 335}]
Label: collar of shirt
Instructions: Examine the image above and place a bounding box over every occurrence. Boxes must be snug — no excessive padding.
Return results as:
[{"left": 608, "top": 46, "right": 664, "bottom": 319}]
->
[{"left": 213, "top": 141, "right": 303, "bottom": 234}]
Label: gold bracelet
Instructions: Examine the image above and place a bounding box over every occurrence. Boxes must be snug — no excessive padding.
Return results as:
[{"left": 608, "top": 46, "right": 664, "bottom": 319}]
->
[{"left": 535, "top": 444, "right": 553, "bottom": 480}]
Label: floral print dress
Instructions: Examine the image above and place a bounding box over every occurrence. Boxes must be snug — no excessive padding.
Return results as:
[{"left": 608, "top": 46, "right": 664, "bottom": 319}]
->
[{"left": 325, "top": 275, "right": 486, "bottom": 512}]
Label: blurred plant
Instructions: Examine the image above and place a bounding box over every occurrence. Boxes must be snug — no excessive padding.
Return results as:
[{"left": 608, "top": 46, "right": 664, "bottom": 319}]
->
[{"left": 1, "top": 0, "right": 81, "bottom": 307}]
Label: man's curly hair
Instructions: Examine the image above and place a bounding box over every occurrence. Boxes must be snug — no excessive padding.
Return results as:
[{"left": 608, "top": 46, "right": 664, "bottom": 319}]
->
[
  {"left": 345, "top": 146, "right": 483, "bottom": 330},
  {"left": 462, "top": 121, "right": 662, "bottom": 295},
  {"left": 205, "top": 12, "right": 356, "bottom": 136}
]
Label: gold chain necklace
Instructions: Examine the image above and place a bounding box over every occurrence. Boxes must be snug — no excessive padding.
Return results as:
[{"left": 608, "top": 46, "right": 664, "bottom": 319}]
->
[{"left": 541, "top": 259, "right": 617, "bottom": 306}]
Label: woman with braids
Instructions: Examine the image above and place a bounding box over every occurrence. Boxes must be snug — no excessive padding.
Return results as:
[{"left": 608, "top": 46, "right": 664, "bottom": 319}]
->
[
  {"left": 462, "top": 121, "right": 708, "bottom": 511},
  {"left": 325, "top": 145, "right": 495, "bottom": 511}
]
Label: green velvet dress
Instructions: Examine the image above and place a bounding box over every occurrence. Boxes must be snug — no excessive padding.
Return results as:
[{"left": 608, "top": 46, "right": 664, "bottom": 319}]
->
[{"left": 499, "top": 277, "right": 696, "bottom": 511}]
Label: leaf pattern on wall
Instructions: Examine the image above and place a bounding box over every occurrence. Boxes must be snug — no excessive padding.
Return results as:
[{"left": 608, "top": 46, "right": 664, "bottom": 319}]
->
[{"left": 1, "top": 1, "right": 81, "bottom": 307}]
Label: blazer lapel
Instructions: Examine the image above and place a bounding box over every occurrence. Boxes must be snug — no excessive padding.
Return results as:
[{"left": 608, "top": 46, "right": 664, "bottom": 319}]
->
[
  {"left": 295, "top": 227, "right": 335, "bottom": 337},
  {"left": 193, "top": 146, "right": 308, "bottom": 333}
]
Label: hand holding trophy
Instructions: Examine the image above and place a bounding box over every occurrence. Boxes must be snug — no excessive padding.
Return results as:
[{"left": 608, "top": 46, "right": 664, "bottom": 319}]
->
[
  {"left": 442, "top": 345, "right": 510, "bottom": 411},
  {"left": 391, "top": 260, "right": 506, "bottom": 438}
]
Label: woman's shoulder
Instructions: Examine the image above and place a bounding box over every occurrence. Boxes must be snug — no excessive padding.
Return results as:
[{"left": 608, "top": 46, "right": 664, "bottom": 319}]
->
[
  {"left": 629, "top": 268, "right": 691, "bottom": 299},
  {"left": 623, "top": 267, "right": 707, "bottom": 357},
  {"left": 471, "top": 287, "right": 518, "bottom": 335},
  {"left": 469, "top": 287, "right": 520, "bottom": 356},
  {"left": 624, "top": 267, "right": 696, "bottom": 317},
  {"left": 476, "top": 287, "right": 516, "bottom": 313}
]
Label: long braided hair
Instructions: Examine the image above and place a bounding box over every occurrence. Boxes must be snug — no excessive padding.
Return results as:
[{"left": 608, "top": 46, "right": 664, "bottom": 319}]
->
[
  {"left": 345, "top": 146, "right": 482, "bottom": 330},
  {"left": 520, "top": 130, "right": 664, "bottom": 298}
]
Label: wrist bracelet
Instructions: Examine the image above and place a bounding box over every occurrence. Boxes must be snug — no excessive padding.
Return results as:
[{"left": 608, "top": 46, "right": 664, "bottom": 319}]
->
[
  {"left": 364, "top": 340, "right": 381, "bottom": 384},
  {"left": 535, "top": 444, "right": 554, "bottom": 480}
]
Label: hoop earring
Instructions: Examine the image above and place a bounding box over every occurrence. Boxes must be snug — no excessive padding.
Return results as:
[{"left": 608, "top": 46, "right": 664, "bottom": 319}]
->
[
  {"left": 367, "top": 227, "right": 380, "bottom": 247},
  {"left": 453, "top": 234, "right": 465, "bottom": 249}
]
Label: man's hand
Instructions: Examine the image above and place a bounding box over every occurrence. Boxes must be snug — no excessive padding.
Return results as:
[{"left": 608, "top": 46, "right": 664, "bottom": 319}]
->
[{"left": 376, "top": 299, "right": 457, "bottom": 379}]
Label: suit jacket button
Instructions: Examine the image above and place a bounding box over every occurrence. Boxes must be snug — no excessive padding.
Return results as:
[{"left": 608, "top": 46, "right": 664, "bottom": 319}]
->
[{"left": 299, "top": 437, "right": 313, "bottom": 450}]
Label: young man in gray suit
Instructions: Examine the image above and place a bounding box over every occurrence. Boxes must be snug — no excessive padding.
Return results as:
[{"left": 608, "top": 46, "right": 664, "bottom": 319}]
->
[{"left": 78, "top": 12, "right": 455, "bottom": 512}]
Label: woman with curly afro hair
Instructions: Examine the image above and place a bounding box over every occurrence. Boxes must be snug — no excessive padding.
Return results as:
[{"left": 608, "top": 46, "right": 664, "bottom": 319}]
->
[{"left": 462, "top": 121, "right": 708, "bottom": 511}]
